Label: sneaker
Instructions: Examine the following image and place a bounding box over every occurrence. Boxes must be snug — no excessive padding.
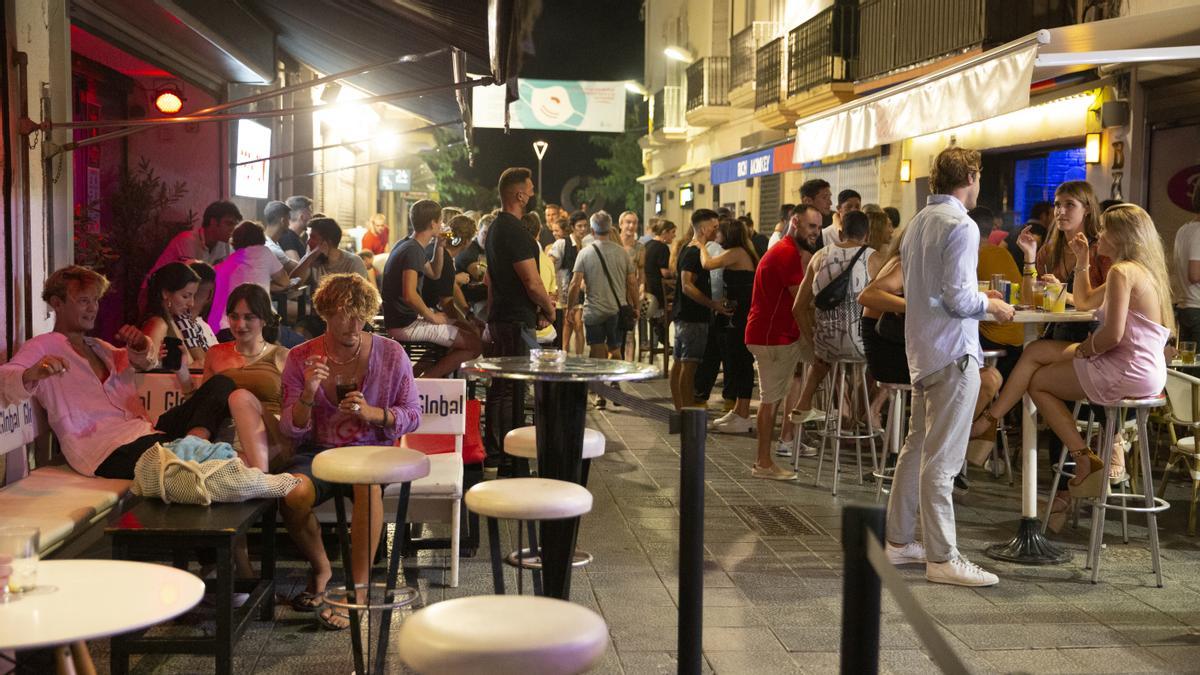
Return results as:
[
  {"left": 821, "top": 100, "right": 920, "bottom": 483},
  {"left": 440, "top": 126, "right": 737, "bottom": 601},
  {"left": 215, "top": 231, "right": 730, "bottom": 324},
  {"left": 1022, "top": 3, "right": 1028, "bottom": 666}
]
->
[
  {"left": 711, "top": 413, "right": 753, "bottom": 434},
  {"left": 711, "top": 410, "right": 738, "bottom": 427},
  {"left": 776, "top": 439, "right": 818, "bottom": 458},
  {"left": 594, "top": 396, "right": 607, "bottom": 410},
  {"left": 775, "top": 441, "right": 793, "bottom": 458},
  {"left": 953, "top": 474, "right": 970, "bottom": 496},
  {"left": 885, "top": 541, "right": 927, "bottom": 566},
  {"left": 795, "top": 440, "right": 818, "bottom": 458},
  {"left": 751, "top": 463, "right": 797, "bottom": 481},
  {"left": 789, "top": 408, "right": 827, "bottom": 425},
  {"left": 925, "top": 556, "right": 999, "bottom": 587}
]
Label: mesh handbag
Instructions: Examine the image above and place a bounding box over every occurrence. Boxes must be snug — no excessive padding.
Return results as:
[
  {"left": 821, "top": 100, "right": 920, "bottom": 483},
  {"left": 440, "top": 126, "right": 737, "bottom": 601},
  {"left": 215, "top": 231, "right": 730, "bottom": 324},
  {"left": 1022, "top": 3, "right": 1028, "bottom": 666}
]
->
[{"left": 132, "top": 442, "right": 299, "bottom": 505}]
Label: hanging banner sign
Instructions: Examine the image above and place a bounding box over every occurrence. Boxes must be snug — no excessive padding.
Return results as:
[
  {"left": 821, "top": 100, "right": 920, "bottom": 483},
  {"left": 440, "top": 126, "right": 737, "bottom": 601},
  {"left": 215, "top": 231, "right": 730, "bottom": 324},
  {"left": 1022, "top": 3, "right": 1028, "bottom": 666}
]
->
[
  {"left": 472, "top": 78, "right": 625, "bottom": 133},
  {"left": 710, "top": 147, "right": 776, "bottom": 185}
]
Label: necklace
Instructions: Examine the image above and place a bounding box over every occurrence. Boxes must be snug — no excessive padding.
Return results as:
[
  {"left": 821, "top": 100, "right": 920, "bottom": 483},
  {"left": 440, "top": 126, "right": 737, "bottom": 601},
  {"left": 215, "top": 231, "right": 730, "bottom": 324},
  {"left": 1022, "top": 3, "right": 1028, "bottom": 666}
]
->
[
  {"left": 236, "top": 339, "right": 268, "bottom": 360},
  {"left": 324, "top": 334, "right": 362, "bottom": 366}
]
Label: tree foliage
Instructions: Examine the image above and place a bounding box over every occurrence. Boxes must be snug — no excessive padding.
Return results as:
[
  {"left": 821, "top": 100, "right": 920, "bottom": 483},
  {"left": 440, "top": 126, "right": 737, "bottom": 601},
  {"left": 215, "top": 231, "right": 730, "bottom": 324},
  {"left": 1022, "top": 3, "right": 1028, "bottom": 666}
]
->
[
  {"left": 581, "top": 103, "right": 645, "bottom": 218},
  {"left": 424, "top": 128, "right": 495, "bottom": 211}
]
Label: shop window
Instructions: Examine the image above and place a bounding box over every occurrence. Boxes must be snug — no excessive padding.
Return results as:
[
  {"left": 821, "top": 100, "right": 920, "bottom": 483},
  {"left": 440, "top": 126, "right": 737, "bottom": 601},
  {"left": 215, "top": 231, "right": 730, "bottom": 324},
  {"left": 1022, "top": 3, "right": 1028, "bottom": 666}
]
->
[{"left": 1013, "top": 147, "right": 1086, "bottom": 224}]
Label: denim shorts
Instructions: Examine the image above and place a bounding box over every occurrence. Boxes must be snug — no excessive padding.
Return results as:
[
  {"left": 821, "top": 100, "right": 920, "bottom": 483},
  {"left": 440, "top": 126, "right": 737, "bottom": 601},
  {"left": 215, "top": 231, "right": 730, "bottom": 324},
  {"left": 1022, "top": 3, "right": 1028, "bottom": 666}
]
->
[
  {"left": 673, "top": 321, "right": 709, "bottom": 362},
  {"left": 585, "top": 314, "right": 622, "bottom": 347}
]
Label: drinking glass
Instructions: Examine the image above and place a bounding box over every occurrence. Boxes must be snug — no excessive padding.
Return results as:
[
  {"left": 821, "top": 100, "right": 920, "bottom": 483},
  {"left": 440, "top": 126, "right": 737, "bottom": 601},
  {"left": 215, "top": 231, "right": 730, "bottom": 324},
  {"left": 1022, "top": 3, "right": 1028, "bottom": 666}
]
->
[
  {"left": 1031, "top": 281, "right": 1046, "bottom": 310},
  {"left": 335, "top": 373, "right": 359, "bottom": 403},
  {"left": 1181, "top": 341, "right": 1196, "bottom": 365},
  {"left": 1044, "top": 282, "right": 1067, "bottom": 313},
  {"left": 0, "top": 526, "right": 39, "bottom": 595}
]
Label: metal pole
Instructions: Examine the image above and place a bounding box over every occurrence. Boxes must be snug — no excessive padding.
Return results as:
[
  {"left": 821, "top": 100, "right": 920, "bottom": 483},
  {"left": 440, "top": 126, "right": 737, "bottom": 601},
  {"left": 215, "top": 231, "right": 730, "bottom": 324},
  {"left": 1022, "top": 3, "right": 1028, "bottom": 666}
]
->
[
  {"left": 537, "top": 155, "right": 543, "bottom": 205},
  {"left": 840, "top": 504, "right": 885, "bottom": 675},
  {"left": 678, "top": 407, "right": 706, "bottom": 675}
]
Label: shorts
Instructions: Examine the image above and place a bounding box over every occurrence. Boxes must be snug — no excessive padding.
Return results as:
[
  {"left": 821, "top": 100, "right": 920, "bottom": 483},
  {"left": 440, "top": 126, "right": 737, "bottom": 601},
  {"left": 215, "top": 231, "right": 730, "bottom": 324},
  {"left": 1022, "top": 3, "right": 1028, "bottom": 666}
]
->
[
  {"left": 389, "top": 318, "right": 459, "bottom": 347},
  {"left": 748, "top": 342, "right": 804, "bottom": 404},
  {"left": 585, "top": 314, "right": 621, "bottom": 347},
  {"left": 673, "top": 321, "right": 709, "bottom": 362},
  {"left": 284, "top": 446, "right": 355, "bottom": 506}
]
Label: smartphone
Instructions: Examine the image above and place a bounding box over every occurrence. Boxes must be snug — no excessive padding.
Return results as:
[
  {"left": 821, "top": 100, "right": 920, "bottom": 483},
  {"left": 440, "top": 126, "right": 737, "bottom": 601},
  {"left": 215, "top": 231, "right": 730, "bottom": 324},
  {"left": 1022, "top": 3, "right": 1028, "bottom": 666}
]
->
[{"left": 161, "top": 336, "right": 183, "bottom": 371}]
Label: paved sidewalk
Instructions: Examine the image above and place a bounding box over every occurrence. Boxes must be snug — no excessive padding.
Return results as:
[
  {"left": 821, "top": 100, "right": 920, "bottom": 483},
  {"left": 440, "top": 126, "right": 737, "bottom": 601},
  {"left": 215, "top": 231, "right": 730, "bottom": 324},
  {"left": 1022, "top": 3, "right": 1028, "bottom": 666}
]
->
[{"left": 85, "top": 378, "right": 1200, "bottom": 673}]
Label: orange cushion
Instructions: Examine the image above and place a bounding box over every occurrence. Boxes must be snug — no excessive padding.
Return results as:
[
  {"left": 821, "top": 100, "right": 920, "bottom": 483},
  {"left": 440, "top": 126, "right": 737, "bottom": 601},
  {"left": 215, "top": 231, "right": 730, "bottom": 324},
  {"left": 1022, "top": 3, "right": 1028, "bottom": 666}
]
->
[{"left": 400, "top": 400, "right": 484, "bottom": 465}]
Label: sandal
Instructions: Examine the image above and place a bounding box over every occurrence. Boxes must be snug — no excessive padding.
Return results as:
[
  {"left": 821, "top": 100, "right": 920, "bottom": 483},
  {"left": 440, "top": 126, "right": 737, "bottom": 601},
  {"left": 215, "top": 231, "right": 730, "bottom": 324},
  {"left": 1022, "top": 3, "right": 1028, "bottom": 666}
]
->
[
  {"left": 1067, "top": 448, "right": 1105, "bottom": 498},
  {"left": 317, "top": 606, "right": 351, "bottom": 631},
  {"left": 967, "top": 410, "right": 999, "bottom": 466},
  {"left": 1046, "top": 492, "right": 1072, "bottom": 534},
  {"left": 289, "top": 591, "right": 323, "bottom": 613},
  {"left": 1109, "top": 436, "right": 1129, "bottom": 483}
]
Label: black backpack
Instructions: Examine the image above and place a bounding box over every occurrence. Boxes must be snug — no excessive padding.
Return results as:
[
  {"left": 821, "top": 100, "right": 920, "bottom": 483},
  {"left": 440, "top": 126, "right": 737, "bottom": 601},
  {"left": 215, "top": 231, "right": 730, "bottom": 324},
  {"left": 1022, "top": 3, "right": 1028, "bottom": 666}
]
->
[{"left": 814, "top": 246, "right": 868, "bottom": 311}]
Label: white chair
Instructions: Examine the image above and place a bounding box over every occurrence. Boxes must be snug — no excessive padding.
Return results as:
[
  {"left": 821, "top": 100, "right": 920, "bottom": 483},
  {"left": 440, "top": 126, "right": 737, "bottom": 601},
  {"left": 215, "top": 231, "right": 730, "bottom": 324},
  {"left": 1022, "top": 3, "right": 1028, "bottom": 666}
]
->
[
  {"left": 398, "top": 378, "right": 468, "bottom": 588},
  {"left": 397, "top": 595, "right": 608, "bottom": 675},
  {"left": 1161, "top": 369, "right": 1200, "bottom": 536}
]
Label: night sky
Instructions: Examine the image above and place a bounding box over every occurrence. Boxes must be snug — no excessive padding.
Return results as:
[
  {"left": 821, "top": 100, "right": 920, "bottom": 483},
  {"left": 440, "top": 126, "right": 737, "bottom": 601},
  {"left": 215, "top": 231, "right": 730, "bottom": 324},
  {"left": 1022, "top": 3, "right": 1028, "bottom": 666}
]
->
[{"left": 466, "top": 0, "right": 644, "bottom": 207}]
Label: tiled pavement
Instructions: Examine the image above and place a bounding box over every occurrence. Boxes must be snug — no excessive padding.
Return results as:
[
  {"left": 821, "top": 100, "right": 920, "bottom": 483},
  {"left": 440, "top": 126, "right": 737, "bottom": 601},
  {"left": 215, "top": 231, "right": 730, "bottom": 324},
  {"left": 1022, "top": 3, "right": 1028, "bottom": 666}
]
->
[{"left": 80, "top": 378, "right": 1200, "bottom": 674}]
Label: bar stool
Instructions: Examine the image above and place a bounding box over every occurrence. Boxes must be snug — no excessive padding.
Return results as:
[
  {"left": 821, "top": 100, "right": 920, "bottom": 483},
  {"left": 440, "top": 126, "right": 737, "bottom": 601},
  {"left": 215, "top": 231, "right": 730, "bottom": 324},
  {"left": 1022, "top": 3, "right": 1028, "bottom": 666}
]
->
[
  {"left": 397, "top": 595, "right": 608, "bottom": 675},
  {"left": 311, "top": 445, "right": 431, "bottom": 675},
  {"left": 465, "top": 478, "right": 593, "bottom": 595},
  {"left": 503, "top": 426, "right": 605, "bottom": 569},
  {"left": 873, "top": 382, "right": 912, "bottom": 503},
  {"left": 814, "top": 358, "right": 879, "bottom": 496},
  {"left": 1043, "top": 402, "right": 1140, "bottom": 535},
  {"left": 1082, "top": 394, "right": 1170, "bottom": 587},
  {"left": 980, "top": 349, "right": 1014, "bottom": 483}
]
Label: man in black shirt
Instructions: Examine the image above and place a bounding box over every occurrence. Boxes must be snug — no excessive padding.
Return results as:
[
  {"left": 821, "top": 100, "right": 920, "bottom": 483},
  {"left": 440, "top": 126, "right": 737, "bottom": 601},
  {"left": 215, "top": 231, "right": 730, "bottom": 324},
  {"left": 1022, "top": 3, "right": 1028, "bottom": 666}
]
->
[
  {"left": 670, "top": 209, "right": 730, "bottom": 410},
  {"left": 382, "top": 199, "right": 481, "bottom": 378},
  {"left": 483, "top": 167, "right": 556, "bottom": 472}
]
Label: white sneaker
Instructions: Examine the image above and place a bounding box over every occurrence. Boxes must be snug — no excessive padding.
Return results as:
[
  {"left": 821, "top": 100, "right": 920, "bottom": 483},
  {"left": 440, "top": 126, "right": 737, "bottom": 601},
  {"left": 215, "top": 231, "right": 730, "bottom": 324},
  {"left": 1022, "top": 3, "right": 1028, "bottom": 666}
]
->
[
  {"left": 775, "top": 441, "right": 793, "bottom": 457},
  {"left": 795, "top": 440, "right": 819, "bottom": 458},
  {"left": 885, "top": 541, "right": 927, "bottom": 566},
  {"left": 712, "top": 413, "right": 753, "bottom": 434},
  {"left": 710, "top": 411, "right": 738, "bottom": 427},
  {"left": 925, "top": 556, "right": 999, "bottom": 587},
  {"left": 789, "top": 408, "right": 827, "bottom": 425},
  {"left": 776, "top": 439, "right": 818, "bottom": 457}
]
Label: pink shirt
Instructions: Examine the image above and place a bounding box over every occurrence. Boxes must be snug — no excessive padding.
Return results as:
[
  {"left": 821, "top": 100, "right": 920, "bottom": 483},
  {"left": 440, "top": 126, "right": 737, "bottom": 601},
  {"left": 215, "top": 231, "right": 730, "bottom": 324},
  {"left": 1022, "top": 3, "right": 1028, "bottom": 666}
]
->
[{"left": 0, "top": 333, "right": 155, "bottom": 476}]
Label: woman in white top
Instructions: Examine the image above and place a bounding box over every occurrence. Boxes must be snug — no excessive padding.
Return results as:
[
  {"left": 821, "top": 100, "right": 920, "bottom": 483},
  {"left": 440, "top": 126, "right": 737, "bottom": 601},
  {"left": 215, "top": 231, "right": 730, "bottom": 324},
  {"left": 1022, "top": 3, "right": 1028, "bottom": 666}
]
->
[
  {"left": 143, "top": 262, "right": 214, "bottom": 370},
  {"left": 208, "top": 221, "right": 292, "bottom": 331}
]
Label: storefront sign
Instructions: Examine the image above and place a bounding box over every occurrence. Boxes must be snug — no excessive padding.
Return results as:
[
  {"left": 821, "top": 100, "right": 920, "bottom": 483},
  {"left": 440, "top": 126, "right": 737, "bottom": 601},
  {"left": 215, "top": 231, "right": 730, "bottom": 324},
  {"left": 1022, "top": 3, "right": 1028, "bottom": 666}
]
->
[
  {"left": 472, "top": 79, "right": 625, "bottom": 133},
  {"left": 379, "top": 167, "right": 412, "bottom": 192},
  {"left": 136, "top": 373, "right": 202, "bottom": 423},
  {"left": 0, "top": 401, "right": 36, "bottom": 455},
  {"left": 710, "top": 147, "right": 775, "bottom": 185},
  {"left": 1168, "top": 164, "right": 1200, "bottom": 212},
  {"left": 234, "top": 119, "right": 272, "bottom": 199}
]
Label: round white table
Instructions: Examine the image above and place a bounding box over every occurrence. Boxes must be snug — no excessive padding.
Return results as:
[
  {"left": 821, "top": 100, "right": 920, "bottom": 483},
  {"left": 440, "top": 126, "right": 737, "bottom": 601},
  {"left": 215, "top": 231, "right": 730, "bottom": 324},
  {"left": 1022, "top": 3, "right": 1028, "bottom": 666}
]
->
[
  {"left": 984, "top": 309, "right": 1095, "bottom": 565},
  {"left": 0, "top": 559, "right": 204, "bottom": 651}
]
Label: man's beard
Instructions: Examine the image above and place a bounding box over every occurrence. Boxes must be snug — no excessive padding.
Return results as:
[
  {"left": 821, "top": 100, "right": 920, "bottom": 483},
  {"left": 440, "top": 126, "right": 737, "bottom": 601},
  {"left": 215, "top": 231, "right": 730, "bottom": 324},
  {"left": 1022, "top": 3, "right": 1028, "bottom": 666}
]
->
[{"left": 795, "top": 233, "right": 820, "bottom": 254}]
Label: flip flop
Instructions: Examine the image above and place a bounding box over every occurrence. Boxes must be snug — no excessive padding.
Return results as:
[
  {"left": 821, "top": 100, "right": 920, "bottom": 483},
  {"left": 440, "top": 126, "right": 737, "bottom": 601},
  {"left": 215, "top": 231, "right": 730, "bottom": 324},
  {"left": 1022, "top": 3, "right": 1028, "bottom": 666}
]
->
[
  {"left": 317, "top": 606, "right": 351, "bottom": 631},
  {"left": 289, "top": 591, "right": 323, "bottom": 613}
]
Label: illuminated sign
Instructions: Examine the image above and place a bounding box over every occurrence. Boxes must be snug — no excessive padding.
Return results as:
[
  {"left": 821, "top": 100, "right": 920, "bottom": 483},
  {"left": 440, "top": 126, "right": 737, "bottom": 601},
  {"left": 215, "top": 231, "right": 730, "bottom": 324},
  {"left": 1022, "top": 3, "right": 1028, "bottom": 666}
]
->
[{"left": 234, "top": 120, "right": 272, "bottom": 199}]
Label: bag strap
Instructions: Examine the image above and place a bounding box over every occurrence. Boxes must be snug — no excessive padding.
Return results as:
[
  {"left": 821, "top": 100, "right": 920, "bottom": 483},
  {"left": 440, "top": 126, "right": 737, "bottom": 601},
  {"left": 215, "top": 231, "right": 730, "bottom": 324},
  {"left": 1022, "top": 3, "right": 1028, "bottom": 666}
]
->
[{"left": 593, "top": 244, "right": 628, "bottom": 310}]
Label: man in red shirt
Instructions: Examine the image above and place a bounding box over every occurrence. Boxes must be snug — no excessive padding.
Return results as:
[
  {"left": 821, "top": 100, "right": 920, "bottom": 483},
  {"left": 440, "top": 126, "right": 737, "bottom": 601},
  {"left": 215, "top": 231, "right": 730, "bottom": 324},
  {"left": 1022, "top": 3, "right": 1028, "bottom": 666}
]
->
[
  {"left": 361, "top": 213, "right": 389, "bottom": 255},
  {"left": 745, "top": 204, "right": 823, "bottom": 480}
]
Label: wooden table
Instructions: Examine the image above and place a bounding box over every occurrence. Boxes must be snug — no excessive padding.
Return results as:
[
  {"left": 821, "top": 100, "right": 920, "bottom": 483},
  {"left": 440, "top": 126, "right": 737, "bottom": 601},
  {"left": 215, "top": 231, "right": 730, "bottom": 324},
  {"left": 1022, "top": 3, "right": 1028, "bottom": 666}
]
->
[{"left": 985, "top": 309, "right": 1094, "bottom": 565}]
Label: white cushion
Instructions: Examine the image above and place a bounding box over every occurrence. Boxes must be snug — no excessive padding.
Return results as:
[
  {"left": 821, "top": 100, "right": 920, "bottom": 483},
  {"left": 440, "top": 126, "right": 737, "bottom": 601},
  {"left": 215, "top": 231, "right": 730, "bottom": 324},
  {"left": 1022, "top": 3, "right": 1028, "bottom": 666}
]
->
[
  {"left": 465, "top": 478, "right": 592, "bottom": 520},
  {"left": 503, "top": 426, "right": 606, "bottom": 460},
  {"left": 1177, "top": 436, "right": 1197, "bottom": 454},
  {"left": 397, "top": 595, "right": 607, "bottom": 675},
  {"left": 391, "top": 453, "right": 463, "bottom": 498},
  {"left": 311, "top": 446, "right": 430, "bottom": 485},
  {"left": 0, "top": 465, "right": 131, "bottom": 555}
]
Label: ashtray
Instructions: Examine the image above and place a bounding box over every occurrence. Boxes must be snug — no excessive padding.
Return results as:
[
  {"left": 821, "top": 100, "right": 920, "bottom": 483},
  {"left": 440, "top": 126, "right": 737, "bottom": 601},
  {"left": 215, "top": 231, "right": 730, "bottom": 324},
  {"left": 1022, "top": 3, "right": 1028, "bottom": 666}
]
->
[{"left": 529, "top": 348, "right": 566, "bottom": 366}]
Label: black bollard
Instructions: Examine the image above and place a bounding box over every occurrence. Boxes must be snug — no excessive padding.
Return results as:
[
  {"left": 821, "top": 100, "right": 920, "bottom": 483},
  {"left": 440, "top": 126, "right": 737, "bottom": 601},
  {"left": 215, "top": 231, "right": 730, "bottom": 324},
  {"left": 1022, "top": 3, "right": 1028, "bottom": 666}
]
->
[
  {"left": 678, "top": 407, "right": 706, "bottom": 675},
  {"left": 840, "top": 504, "right": 886, "bottom": 675}
]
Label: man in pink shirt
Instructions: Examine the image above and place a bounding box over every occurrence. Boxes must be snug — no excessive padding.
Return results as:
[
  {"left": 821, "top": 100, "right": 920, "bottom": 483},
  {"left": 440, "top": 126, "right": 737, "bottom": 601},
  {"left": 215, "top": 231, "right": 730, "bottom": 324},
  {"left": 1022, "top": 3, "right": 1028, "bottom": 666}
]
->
[{"left": 0, "top": 266, "right": 253, "bottom": 478}]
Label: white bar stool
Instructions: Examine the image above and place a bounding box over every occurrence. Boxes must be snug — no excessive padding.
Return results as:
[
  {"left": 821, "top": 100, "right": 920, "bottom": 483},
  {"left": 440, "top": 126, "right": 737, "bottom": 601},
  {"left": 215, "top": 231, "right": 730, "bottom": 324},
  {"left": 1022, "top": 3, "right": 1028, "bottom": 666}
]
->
[
  {"left": 397, "top": 595, "right": 608, "bottom": 675},
  {"left": 311, "top": 445, "right": 431, "bottom": 675},
  {"left": 874, "top": 382, "right": 912, "bottom": 502},
  {"left": 465, "top": 478, "right": 593, "bottom": 595},
  {"left": 814, "top": 358, "right": 879, "bottom": 496},
  {"left": 1083, "top": 395, "right": 1170, "bottom": 587}
]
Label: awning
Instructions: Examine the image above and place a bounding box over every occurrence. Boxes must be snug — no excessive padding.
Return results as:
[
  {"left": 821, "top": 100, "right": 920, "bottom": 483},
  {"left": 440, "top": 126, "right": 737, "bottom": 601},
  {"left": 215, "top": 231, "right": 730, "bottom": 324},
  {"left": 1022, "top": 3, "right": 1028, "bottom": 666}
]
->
[{"left": 793, "top": 5, "right": 1200, "bottom": 164}]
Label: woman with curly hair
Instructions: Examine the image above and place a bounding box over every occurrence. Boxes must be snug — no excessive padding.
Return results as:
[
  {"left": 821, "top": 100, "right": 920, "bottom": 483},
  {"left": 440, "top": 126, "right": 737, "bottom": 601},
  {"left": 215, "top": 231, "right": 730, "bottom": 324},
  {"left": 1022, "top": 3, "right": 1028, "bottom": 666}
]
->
[{"left": 277, "top": 273, "right": 422, "bottom": 629}]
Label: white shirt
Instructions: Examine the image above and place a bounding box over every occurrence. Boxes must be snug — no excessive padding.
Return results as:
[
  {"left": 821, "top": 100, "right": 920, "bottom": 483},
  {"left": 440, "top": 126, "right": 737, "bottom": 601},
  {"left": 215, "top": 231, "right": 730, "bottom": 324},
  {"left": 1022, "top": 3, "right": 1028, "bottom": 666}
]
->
[
  {"left": 901, "top": 195, "right": 989, "bottom": 383},
  {"left": 149, "top": 226, "right": 231, "bottom": 277},
  {"left": 208, "top": 245, "right": 283, "bottom": 329},
  {"left": 821, "top": 224, "right": 842, "bottom": 248},
  {"left": 767, "top": 231, "right": 783, "bottom": 249},
  {"left": 1174, "top": 220, "right": 1200, "bottom": 309}
]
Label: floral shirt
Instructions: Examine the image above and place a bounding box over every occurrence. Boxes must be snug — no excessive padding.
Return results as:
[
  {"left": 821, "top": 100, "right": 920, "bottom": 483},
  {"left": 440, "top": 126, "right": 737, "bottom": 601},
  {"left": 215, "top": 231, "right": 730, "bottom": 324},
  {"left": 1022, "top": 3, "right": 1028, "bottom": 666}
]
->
[{"left": 279, "top": 334, "right": 421, "bottom": 449}]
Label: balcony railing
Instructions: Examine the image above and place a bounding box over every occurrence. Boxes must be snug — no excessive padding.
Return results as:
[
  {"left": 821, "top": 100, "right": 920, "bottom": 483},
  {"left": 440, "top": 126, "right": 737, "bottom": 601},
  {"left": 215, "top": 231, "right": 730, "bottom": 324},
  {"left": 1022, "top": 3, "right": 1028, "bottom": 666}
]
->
[
  {"left": 857, "top": 0, "right": 1073, "bottom": 82},
  {"left": 686, "top": 57, "right": 730, "bottom": 112},
  {"left": 730, "top": 21, "right": 780, "bottom": 89},
  {"left": 787, "top": 4, "right": 858, "bottom": 97},
  {"left": 754, "top": 36, "right": 784, "bottom": 109},
  {"left": 651, "top": 85, "right": 686, "bottom": 134}
]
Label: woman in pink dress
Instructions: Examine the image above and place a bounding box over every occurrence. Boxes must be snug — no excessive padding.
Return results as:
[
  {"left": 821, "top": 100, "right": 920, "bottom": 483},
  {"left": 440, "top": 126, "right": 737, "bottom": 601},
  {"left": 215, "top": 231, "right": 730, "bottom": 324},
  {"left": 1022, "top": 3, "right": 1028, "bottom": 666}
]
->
[{"left": 970, "top": 204, "right": 1172, "bottom": 509}]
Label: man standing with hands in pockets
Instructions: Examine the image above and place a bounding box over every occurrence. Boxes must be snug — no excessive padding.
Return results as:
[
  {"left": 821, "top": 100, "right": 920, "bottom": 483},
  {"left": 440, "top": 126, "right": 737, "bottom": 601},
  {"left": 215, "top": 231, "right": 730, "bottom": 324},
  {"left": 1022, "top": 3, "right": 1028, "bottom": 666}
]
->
[{"left": 883, "top": 147, "right": 1015, "bottom": 587}]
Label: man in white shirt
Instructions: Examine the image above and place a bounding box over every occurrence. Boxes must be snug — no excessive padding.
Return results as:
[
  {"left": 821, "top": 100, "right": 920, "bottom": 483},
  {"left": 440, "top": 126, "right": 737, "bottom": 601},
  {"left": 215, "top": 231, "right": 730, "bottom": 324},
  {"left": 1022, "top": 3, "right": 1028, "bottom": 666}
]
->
[
  {"left": 1174, "top": 189, "right": 1200, "bottom": 342},
  {"left": 821, "top": 189, "right": 861, "bottom": 249},
  {"left": 149, "top": 200, "right": 240, "bottom": 275},
  {"left": 766, "top": 203, "right": 795, "bottom": 250}
]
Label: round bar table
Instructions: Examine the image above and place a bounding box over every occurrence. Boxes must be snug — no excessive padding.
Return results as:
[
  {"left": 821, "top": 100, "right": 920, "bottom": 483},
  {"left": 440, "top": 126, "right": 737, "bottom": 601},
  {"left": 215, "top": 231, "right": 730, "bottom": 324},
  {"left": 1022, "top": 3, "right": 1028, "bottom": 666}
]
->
[
  {"left": 985, "top": 309, "right": 1094, "bottom": 565},
  {"left": 0, "top": 559, "right": 204, "bottom": 671},
  {"left": 464, "top": 356, "right": 659, "bottom": 599}
]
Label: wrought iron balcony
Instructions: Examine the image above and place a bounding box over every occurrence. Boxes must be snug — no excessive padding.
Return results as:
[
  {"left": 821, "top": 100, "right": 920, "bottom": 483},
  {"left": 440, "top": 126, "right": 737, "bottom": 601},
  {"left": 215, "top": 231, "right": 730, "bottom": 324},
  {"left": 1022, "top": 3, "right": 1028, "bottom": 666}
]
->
[
  {"left": 786, "top": 4, "right": 858, "bottom": 97},
  {"left": 730, "top": 21, "right": 780, "bottom": 90},
  {"left": 754, "top": 36, "right": 784, "bottom": 110},
  {"left": 857, "top": 0, "right": 1073, "bottom": 82},
  {"left": 686, "top": 57, "right": 730, "bottom": 112},
  {"left": 650, "top": 85, "right": 686, "bottom": 137}
]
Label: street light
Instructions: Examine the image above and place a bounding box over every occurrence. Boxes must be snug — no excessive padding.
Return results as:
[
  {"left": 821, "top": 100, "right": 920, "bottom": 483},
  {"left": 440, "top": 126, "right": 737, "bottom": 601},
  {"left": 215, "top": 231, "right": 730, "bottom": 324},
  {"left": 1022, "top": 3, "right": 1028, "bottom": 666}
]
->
[
  {"left": 625, "top": 81, "right": 648, "bottom": 96},
  {"left": 533, "top": 140, "right": 549, "bottom": 209},
  {"left": 663, "top": 45, "right": 694, "bottom": 63}
]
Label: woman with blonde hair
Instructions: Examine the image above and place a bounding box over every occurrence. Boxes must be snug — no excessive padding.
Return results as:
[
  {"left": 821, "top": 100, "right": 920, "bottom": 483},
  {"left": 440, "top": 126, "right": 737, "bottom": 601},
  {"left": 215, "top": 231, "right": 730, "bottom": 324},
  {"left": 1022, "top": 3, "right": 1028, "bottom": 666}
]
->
[
  {"left": 865, "top": 209, "right": 896, "bottom": 259},
  {"left": 971, "top": 204, "right": 1172, "bottom": 526}
]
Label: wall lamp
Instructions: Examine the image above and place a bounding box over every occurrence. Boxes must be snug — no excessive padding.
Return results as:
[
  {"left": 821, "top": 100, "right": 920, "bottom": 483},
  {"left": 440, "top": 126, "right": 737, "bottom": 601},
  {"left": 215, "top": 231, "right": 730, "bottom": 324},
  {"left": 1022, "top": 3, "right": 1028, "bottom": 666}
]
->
[
  {"left": 899, "top": 159, "right": 912, "bottom": 182},
  {"left": 1085, "top": 132, "right": 1102, "bottom": 164},
  {"left": 664, "top": 45, "right": 694, "bottom": 63}
]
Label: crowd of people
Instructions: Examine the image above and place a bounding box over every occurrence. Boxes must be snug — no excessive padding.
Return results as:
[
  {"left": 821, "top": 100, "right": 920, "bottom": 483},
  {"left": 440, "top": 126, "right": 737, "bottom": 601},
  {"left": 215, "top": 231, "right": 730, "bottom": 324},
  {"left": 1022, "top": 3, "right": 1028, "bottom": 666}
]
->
[{"left": 0, "top": 144, "right": 1185, "bottom": 598}]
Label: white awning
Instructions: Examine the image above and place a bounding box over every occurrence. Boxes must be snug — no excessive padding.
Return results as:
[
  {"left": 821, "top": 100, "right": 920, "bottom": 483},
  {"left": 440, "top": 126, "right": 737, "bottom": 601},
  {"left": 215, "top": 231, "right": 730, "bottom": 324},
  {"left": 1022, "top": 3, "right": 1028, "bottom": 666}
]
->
[{"left": 793, "top": 5, "right": 1200, "bottom": 164}]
